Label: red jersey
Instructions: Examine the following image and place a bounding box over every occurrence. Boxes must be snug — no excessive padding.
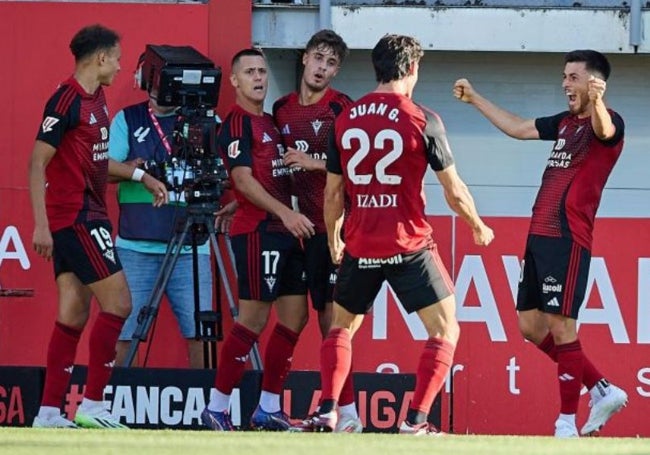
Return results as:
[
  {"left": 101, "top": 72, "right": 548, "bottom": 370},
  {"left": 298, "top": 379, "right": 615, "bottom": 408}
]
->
[
  {"left": 218, "top": 105, "right": 292, "bottom": 235},
  {"left": 532, "top": 110, "right": 624, "bottom": 249},
  {"left": 35, "top": 77, "right": 111, "bottom": 232},
  {"left": 273, "top": 88, "right": 353, "bottom": 233},
  {"left": 328, "top": 92, "right": 454, "bottom": 258}
]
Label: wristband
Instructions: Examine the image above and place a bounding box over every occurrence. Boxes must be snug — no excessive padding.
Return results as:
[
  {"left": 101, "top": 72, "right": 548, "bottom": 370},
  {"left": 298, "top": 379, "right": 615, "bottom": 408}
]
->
[{"left": 131, "top": 168, "right": 145, "bottom": 182}]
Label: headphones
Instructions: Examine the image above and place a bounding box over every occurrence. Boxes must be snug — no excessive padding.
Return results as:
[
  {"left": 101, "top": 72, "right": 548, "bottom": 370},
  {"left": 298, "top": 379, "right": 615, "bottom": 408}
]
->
[{"left": 133, "top": 52, "right": 147, "bottom": 91}]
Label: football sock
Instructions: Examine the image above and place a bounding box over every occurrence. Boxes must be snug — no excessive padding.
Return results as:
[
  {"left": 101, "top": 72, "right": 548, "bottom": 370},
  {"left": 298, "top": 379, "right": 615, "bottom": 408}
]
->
[
  {"left": 537, "top": 333, "right": 604, "bottom": 390},
  {"left": 41, "top": 322, "right": 81, "bottom": 407},
  {"left": 537, "top": 333, "right": 557, "bottom": 361},
  {"left": 410, "top": 337, "right": 455, "bottom": 415},
  {"left": 85, "top": 312, "right": 125, "bottom": 401},
  {"left": 556, "top": 340, "right": 583, "bottom": 415},
  {"left": 338, "top": 403, "right": 359, "bottom": 420},
  {"left": 406, "top": 409, "right": 428, "bottom": 426},
  {"left": 259, "top": 391, "right": 281, "bottom": 413},
  {"left": 215, "top": 323, "right": 258, "bottom": 395},
  {"left": 582, "top": 355, "right": 604, "bottom": 390},
  {"left": 558, "top": 413, "right": 576, "bottom": 425},
  {"left": 338, "top": 358, "right": 356, "bottom": 408},
  {"left": 261, "top": 324, "right": 299, "bottom": 395},
  {"left": 207, "top": 388, "right": 231, "bottom": 412},
  {"left": 320, "top": 328, "right": 352, "bottom": 403}
]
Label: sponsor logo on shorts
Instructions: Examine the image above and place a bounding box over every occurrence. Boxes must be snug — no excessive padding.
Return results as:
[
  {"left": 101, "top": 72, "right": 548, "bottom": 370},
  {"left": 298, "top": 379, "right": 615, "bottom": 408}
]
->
[
  {"left": 358, "top": 254, "right": 403, "bottom": 270},
  {"left": 542, "top": 275, "right": 562, "bottom": 293},
  {"left": 547, "top": 297, "right": 560, "bottom": 307},
  {"left": 264, "top": 276, "right": 276, "bottom": 292}
]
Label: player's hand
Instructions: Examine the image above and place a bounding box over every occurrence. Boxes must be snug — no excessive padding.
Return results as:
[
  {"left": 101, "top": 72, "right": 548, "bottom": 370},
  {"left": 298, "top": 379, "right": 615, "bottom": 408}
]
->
[
  {"left": 32, "top": 225, "right": 53, "bottom": 260},
  {"left": 215, "top": 200, "right": 238, "bottom": 234},
  {"left": 473, "top": 223, "right": 494, "bottom": 246},
  {"left": 588, "top": 75, "right": 606, "bottom": 102},
  {"left": 141, "top": 174, "right": 168, "bottom": 207},
  {"left": 281, "top": 210, "right": 315, "bottom": 239},
  {"left": 328, "top": 238, "right": 345, "bottom": 265},
  {"left": 283, "top": 147, "right": 317, "bottom": 171},
  {"left": 453, "top": 78, "right": 477, "bottom": 104}
]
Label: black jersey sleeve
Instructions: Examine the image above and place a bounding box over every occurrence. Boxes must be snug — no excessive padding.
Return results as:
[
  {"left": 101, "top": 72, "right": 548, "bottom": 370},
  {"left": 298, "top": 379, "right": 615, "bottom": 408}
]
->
[
  {"left": 535, "top": 111, "right": 568, "bottom": 141},
  {"left": 218, "top": 111, "right": 253, "bottom": 170},
  {"left": 601, "top": 110, "right": 625, "bottom": 146},
  {"left": 329, "top": 92, "right": 354, "bottom": 117},
  {"left": 421, "top": 106, "right": 455, "bottom": 172},
  {"left": 35, "top": 85, "right": 80, "bottom": 149},
  {"left": 326, "top": 127, "right": 342, "bottom": 174}
]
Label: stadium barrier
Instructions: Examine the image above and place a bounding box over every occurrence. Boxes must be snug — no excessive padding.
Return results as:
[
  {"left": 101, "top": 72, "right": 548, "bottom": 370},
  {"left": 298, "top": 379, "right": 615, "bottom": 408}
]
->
[{"left": 0, "top": 366, "right": 440, "bottom": 431}]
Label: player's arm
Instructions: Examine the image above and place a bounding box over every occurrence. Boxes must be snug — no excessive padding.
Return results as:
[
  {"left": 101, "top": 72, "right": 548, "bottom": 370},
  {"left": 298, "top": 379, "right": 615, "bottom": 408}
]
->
[
  {"left": 324, "top": 172, "right": 345, "bottom": 264},
  {"left": 230, "top": 166, "right": 314, "bottom": 238},
  {"left": 453, "top": 78, "right": 539, "bottom": 140},
  {"left": 283, "top": 147, "right": 327, "bottom": 172},
  {"left": 424, "top": 112, "right": 494, "bottom": 246},
  {"left": 437, "top": 166, "right": 493, "bottom": 246},
  {"left": 588, "top": 75, "right": 616, "bottom": 141},
  {"left": 29, "top": 140, "right": 56, "bottom": 259},
  {"left": 324, "top": 128, "right": 346, "bottom": 263}
]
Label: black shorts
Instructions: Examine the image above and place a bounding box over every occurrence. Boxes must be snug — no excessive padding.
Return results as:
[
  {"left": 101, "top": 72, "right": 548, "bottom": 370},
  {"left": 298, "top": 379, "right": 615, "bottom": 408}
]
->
[
  {"left": 333, "top": 245, "right": 454, "bottom": 315},
  {"left": 230, "top": 225, "right": 307, "bottom": 302},
  {"left": 52, "top": 220, "right": 123, "bottom": 285},
  {"left": 303, "top": 233, "right": 337, "bottom": 311},
  {"left": 516, "top": 234, "right": 591, "bottom": 319}
]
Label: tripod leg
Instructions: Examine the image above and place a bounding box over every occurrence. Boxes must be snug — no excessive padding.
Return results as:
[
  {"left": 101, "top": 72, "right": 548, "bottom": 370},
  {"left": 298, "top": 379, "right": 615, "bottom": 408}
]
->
[
  {"left": 122, "top": 219, "right": 192, "bottom": 367},
  {"left": 209, "top": 233, "right": 264, "bottom": 371}
]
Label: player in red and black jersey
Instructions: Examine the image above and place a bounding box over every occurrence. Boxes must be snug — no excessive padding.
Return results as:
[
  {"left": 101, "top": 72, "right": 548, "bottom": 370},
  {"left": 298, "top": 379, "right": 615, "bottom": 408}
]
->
[
  {"left": 273, "top": 30, "right": 362, "bottom": 433},
  {"left": 455, "top": 50, "right": 627, "bottom": 437},
  {"left": 313, "top": 34, "right": 494, "bottom": 435},
  {"left": 201, "top": 48, "right": 314, "bottom": 432},
  {"left": 29, "top": 25, "right": 166, "bottom": 430}
]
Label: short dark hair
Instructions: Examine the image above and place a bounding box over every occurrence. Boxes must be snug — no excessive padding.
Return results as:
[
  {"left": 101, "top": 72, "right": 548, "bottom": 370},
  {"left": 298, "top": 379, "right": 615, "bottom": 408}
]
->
[
  {"left": 305, "top": 29, "right": 349, "bottom": 64},
  {"left": 565, "top": 49, "right": 611, "bottom": 81},
  {"left": 69, "top": 24, "right": 120, "bottom": 62},
  {"left": 371, "top": 34, "right": 423, "bottom": 83},
  {"left": 231, "top": 48, "right": 266, "bottom": 69}
]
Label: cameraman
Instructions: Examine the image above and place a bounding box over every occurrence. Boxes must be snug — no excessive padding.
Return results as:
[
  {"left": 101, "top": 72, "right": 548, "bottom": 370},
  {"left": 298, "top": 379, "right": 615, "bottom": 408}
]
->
[{"left": 108, "top": 53, "right": 213, "bottom": 369}]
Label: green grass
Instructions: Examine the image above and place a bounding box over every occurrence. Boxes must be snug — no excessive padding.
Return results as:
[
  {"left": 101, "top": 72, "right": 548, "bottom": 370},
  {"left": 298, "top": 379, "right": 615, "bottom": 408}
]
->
[{"left": 1, "top": 428, "right": 649, "bottom": 455}]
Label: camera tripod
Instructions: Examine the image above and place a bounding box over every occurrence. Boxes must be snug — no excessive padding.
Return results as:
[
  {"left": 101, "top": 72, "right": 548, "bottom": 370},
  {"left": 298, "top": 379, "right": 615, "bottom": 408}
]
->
[{"left": 122, "top": 203, "right": 263, "bottom": 370}]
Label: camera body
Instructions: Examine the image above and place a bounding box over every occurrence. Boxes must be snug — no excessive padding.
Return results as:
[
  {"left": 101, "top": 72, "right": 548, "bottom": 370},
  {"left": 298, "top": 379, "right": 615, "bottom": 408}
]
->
[
  {"left": 140, "top": 45, "right": 221, "bottom": 108},
  {"left": 139, "top": 45, "right": 227, "bottom": 208}
]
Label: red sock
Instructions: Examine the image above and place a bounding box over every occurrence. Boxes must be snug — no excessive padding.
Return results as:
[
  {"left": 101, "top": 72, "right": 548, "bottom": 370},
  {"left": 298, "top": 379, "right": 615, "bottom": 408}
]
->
[
  {"left": 411, "top": 337, "right": 455, "bottom": 414},
  {"left": 557, "top": 340, "right": 584, "bottom": 415},
  {"left": 85, "top": 312, "right": 125, "bottom": 401},
  {"left": 215, "top": 323, "right": 258, "bottom": 394},
  {"left": 41, "top": 322, "right": 82, "bottom": 407},
  {"left": 581, "top": 355, "right": 603, "bottom": 390},
  {"left": 320, "top": 328, "right": 351, "bottom": 402},
  {"left": 537, "top": 333, "right": 557, "bottom": 361},
  {"left": 339, "top": 357, "right": 355, "bottom": 407},
  {"left": 537, "top": 333, "right": 602, "bottom": 390},
  {"left": 261, "top": 324, "right": 299, "bottom": 394}
]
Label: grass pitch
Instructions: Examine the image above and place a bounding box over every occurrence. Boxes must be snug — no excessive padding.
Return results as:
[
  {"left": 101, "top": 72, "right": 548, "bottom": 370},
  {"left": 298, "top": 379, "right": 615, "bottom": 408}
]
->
[{"left": 1, "top": 428, "right": 649, "bottom": 455}]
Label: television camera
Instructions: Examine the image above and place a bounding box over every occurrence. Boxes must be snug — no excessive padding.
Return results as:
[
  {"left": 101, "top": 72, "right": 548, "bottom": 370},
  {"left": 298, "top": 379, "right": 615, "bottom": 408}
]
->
[{"left": 138, "top": 44, "right": 227, "bottom": 208}]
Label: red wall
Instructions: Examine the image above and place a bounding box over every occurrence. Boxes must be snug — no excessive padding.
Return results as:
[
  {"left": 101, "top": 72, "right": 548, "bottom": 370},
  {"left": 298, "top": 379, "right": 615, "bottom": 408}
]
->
[{"left": 1, "top": 1, "right": 648, "bottom": 437}]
